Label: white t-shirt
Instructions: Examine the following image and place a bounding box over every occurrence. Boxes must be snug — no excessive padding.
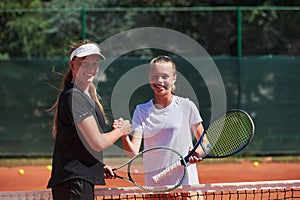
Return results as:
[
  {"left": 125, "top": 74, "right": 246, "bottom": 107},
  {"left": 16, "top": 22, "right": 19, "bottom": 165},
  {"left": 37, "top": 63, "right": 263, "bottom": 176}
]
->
[{"left": 132, "top": 95, "right": 203, "bottom": 185}]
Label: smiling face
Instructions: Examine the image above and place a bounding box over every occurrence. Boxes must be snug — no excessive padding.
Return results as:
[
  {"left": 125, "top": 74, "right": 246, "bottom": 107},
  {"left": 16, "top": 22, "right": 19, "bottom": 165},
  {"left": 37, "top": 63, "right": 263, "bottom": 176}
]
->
[
  {"left": 149, "top": 61, "right": 177, "bottom": 97},
  {"left": 70, "top": 54, "right": 100, "bottom": 87}
]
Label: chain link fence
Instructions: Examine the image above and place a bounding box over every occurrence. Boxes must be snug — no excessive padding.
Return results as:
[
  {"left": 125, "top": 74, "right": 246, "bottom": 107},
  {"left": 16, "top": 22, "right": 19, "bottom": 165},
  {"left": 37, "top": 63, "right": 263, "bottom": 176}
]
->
[
  {"left": 0, "top": 7, "right": 299, "bottom": 156},
  {"left": 1, "top": 7, "right": 300, "bottom": 58}
]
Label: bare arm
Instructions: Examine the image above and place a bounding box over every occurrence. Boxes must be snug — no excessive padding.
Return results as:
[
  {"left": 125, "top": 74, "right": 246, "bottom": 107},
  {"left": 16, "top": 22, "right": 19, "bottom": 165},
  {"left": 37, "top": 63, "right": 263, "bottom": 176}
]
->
[
  {"left": 189, "top": 122, "right": 205, "bottom": 163},
  {"left": 113, "top": 118, "right": 142, "bottom": 158},
  {"left": 191, "top": 122, "right": 204, "bottom": 140},
  {"left": 121, "top": 130, "right": 142, "bottom": 158},
  {"left": 77, "top": 116, "right": 131, "bottom": 152}
]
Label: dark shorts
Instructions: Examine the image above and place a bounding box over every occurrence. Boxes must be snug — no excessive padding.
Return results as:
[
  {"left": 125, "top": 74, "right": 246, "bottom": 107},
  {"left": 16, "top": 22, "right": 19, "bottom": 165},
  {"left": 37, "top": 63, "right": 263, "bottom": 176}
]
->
[{"left": 52, "top": 178, "right": 94, "bottom": 200}]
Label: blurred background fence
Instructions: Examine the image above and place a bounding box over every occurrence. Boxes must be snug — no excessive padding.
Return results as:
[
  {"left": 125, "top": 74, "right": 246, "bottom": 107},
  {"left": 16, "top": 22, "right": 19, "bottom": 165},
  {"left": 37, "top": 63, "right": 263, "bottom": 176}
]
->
[{"left": 0, "top": 6, "right": 299, "bottom": 157}]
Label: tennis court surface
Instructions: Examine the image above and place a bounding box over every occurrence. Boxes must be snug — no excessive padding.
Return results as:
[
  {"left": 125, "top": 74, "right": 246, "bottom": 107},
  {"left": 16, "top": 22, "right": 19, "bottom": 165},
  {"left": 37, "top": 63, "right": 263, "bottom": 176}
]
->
[{"left": 0, "top": 160, "right": 299, "bottom": 199}]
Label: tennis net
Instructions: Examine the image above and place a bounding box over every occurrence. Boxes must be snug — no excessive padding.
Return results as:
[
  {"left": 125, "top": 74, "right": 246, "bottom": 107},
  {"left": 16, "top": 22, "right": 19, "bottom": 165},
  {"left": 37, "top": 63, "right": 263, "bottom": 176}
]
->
[
  {"left": 0, "top": 180, "right": 299, "bottom": 200},
  {"left": 95, "top": 180, "right": 300, "bottom": 200}
]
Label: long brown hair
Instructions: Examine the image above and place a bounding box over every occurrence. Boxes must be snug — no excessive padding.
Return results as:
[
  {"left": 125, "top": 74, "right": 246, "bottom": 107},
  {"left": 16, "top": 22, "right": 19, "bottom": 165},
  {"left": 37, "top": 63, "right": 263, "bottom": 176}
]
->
[{"left": 47, "top": 40, "right": 107, "bottom": 136}]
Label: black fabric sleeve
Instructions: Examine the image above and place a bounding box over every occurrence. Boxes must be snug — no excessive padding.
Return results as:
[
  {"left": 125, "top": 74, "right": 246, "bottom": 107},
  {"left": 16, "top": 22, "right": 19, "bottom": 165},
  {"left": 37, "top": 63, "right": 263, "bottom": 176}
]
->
[{"left": 68, "top": 89, "right": 95, "bottom": 123}]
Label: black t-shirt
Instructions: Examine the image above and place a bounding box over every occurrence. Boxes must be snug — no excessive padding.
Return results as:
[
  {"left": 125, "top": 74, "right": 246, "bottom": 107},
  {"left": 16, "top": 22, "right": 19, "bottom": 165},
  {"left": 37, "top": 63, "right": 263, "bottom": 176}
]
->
[{"left": 47, "top": 84, "right": 106, "bottom": 188}]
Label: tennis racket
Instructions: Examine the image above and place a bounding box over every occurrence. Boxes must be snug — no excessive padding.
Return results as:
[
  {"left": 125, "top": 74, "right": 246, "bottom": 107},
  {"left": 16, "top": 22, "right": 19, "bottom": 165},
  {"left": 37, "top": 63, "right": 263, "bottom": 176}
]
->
[
  {"left": 111, "top": 146, "right": 187, "bottom": 192},
  {"left": 152, "top": 109, "right": 255, "bottom": 183}
]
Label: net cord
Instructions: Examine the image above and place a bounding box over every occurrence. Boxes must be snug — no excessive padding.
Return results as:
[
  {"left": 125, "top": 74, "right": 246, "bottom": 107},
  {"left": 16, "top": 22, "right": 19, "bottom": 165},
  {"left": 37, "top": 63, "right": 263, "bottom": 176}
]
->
[
  {"left": 0, "top": 180, "right": 299, "bottom": 199},
  {"left": 94, "top": 180, "right": 300, "bottom": 196}
]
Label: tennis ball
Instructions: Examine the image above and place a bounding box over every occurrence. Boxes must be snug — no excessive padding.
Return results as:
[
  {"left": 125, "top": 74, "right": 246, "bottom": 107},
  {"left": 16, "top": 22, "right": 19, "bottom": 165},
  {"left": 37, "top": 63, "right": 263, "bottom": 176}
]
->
[
  {"left": 46, "top": 165, "right": 52, "bottom": 171},
  {"left": 253, "top": 161, "right": 259, "bottom": 167},
  {"left": 18, "top": 169, "right": 25, "bottom": 175}
]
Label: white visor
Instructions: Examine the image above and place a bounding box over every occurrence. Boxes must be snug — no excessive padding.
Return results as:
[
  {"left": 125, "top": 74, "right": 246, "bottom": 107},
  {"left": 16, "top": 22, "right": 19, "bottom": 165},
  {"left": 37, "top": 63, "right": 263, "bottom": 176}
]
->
[{"left": 70, "top": 43, "right": 105, "bottom": 61}]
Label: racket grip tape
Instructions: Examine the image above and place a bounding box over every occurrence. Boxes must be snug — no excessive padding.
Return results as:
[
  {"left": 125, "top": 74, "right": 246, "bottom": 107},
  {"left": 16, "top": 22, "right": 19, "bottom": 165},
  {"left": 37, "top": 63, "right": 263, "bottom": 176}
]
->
[{"left": 152, "top": 160, "right": 183, "bottom": 183}]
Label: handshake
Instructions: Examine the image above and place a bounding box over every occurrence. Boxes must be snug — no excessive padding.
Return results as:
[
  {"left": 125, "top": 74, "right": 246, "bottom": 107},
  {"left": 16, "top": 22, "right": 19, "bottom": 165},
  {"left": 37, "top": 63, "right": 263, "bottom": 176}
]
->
[{"left": 112, "top": 118, "right": 131, "bottom": 136}]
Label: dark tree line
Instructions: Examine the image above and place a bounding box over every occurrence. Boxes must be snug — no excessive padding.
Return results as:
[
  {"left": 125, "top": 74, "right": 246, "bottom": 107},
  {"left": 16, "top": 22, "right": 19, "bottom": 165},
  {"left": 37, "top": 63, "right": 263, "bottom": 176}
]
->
[{"left": 1, "top": 0, "right": 300, "bottom": 59}]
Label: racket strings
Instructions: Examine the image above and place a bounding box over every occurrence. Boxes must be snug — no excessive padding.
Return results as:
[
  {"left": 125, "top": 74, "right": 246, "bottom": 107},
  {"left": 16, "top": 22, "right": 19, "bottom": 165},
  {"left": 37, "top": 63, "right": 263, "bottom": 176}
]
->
[
  {"left": 206, "top": 112, "right": 253, "bottom": 157},
  {"left": 128, "top": 147, "right": 186, "bottom": 191}
]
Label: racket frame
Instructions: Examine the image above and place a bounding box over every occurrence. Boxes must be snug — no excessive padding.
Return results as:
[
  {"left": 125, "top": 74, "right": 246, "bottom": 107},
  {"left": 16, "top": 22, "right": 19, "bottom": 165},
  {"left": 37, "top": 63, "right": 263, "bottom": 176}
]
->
[
  {"left": 152, "top": 109, "right": 255, "bottom": 183},
  {"left": 112, "top": 146, "right": 187, "bottom": 192},
  {"left": 185, "top": 109, "right": 255, "bottom": 161}
]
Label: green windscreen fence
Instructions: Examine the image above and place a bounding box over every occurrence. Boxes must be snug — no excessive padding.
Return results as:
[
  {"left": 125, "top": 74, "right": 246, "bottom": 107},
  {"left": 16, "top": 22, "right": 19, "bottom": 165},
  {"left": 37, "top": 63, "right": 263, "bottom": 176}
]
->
[{"left": 0, "top": 56, "right": 299, "bottom": 156}]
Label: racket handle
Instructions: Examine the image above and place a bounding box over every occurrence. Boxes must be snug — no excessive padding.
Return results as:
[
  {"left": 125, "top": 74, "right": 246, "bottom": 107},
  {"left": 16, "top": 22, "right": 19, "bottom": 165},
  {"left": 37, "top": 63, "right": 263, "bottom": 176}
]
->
[{"left": 152, "top": 160, "right": 182, "bottom": 183}]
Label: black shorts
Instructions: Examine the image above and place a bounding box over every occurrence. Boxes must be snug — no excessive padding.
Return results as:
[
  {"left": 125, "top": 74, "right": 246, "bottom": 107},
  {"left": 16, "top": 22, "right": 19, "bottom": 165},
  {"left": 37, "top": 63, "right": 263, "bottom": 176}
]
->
[{"left": 52, "top": 178, "right": 94, "bottom": 200}]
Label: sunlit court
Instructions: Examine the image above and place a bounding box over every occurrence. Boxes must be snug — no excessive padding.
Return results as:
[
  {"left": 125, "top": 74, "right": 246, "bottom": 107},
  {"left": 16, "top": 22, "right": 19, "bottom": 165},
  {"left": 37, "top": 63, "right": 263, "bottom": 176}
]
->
[{"left": 1, "top": 158, "right": 300, "bottom": 198}]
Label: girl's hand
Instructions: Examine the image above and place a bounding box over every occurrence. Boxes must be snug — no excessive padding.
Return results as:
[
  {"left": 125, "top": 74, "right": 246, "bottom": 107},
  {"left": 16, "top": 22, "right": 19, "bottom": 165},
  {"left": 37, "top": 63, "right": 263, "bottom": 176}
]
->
[
  {"left": 188, "top": 155, "right": 203, "bottom": 163},
  {"left": 188, "top": 147, "right": 203, "bottom": 164},
  {"left": 104, "top": 165, "right": 116, "bottom": 179},
  {"left": 113, "top": 118, "right": 131, "bottom": 136},
  {"left": 112, "top": 118, "right": 123, "bottom": 129}
]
